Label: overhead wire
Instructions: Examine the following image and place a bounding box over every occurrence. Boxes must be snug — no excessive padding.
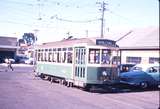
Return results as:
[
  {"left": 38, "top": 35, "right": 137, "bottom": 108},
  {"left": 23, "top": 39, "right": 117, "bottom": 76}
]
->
[
  {"left": 55, "top": 16, "right": 100, "bottom": 23},
  {"left": 108, "top": 10, "right": 138, "bottom": 26}
]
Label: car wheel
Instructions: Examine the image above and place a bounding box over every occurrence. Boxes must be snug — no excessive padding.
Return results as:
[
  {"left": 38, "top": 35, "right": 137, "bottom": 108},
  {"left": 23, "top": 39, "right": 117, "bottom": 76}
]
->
[{"left": 140, "top": 82, "right": 148, "bottom": 89}]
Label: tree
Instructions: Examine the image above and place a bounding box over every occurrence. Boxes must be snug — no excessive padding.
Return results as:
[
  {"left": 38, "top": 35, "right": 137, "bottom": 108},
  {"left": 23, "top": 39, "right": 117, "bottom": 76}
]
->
[
  {"left": 18, "top": 39, "right": 25, "bottom": 46},
  {"left": 22, "top": 33, "right": 37, "bottom": 46}
]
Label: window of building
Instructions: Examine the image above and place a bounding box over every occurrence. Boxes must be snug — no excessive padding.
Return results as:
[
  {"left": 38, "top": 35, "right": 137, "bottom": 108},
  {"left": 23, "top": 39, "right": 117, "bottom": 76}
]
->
[
  {"left": 126, "top": 56, "right": 141, "bottom": 64},
  {"left": 149, "top": 57, "right": 160, "bottom": 64}
]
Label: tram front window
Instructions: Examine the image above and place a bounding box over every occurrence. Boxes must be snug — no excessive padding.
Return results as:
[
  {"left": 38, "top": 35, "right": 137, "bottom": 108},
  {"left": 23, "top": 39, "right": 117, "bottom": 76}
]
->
[
  {"left": 67, "top": 52, "right": 72, "bottom": 63},
  {"left": 89, "top": 49, "right": 100, "bottom": 64},
  {"left": 101, "top": 49, "right": 111, "bottom": 64},
  {"left": 88, "top": 49, "right": 111, "bottom": 64}
]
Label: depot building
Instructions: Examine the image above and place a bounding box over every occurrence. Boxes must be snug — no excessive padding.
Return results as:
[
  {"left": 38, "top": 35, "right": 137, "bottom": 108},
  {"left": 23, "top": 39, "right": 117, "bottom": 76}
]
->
[
  {"left": 116, "top": 27, "right": 159, "bottom": 64},
  {"left": 0, "top": 36, "right": 18, "bottom": 63}
]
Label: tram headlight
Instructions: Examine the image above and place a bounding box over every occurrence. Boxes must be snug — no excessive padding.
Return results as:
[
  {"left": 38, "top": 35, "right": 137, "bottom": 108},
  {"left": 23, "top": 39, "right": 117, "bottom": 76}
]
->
[
  {"left": 100, "top": 71, "right": 109, "bottom": 81},
  {"left": 102, "top": 71, "right": 107, "bottom": 76}
]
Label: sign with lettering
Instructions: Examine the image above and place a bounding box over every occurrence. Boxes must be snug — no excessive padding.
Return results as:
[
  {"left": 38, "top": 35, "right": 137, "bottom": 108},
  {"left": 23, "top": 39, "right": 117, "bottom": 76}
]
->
[{"left": 96, "top": 39, "right": 117, "bottom": 47}]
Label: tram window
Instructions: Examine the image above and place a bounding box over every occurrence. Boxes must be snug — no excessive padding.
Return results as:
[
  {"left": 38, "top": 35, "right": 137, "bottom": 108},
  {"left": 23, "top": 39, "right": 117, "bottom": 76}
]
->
[
  {"left": 68, "top": 47, "right": 73, "bottom": 51},
  {"left": 44, "top": 52, "right": 48, "bottom": 62},
  {"left": 53, "top": 52, "right": 57, "bottom": 62},
  {"left": 80, "top": 67, "right": 83, "bottom": 77},
  {"left": 38, "top": 52, "right": 41, "bottom": 61},
  {"left": 44, "top": 52, "right": 46, "bottom": 61},
  {"left": 41, "top": 50, "right": 44, "bottom": 61},
  {"left": 76, "top": 49, "right": 78, "bottom": 64},
  {"left": 67, "top": 52, "right": 72, "bottom": 63},
  {"left": 48, "top": 52, "right": 52, "bottom": 62},
  {"left": 81, "top": 49, "right": 86, "bottom": 64},
  {"left": 37, "top": 50, "right": 41, "bottom": 61},
  {"left": 52, "top": 52, "right": 54, "bottom": 62},
  {"left": 76, "top": 49, "right": 82, "bottom": 64},
  {"left": 62, "top": 52, "right": 66, "bottom": 63},
  {"left": 75, "top": 67, "right": 77, "bottom": 76},
  {"left": 101, "top": 50, "right": 111, "bottom": 64},
  {"left": 40, "top": 52, "right": 43, "bottom": 61},
  {"left": 82, "top": 68, "right": 85, "bottom": 78},
  {"left": 44, "top": 49, "right": 47, "bottom": 62},
  {"left": 35, "top": 50, "right": 38, "bottom": 60},
  {"left": 77, "top": 67, "right": 79, "bottom": 77},
  {"left": 57, "top": 52, "right": 61, "bottom": 63},
  {"left": 89, "top": 49, "right": 100, "bottom": 64}
]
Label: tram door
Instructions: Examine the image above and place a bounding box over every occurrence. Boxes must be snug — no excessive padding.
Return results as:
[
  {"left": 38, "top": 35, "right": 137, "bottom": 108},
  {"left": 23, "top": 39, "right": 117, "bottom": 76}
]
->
[{"left": 73, "top": 47, "right": 86, "bottom": 86}]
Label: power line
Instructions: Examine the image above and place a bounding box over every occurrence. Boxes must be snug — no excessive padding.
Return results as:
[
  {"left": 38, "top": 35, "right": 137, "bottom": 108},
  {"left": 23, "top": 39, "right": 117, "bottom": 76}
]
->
[
  {"left": 0, "top": 20, "right": 35, "bottom": 26},
  {"left": 0, "top": 0, "right": 34, "bottom": 7},
  {"left": 108, "top": 10, "right": 137, "bottom": 25},
  {"left": 55, "top": 16, "right": 100, "bottom": 23}
]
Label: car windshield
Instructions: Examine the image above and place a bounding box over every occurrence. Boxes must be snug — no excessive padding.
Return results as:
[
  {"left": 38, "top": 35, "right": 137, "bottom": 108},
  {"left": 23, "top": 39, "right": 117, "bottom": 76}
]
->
[{"left": 130, "top": 66, "right": 143, "bottom": 72}]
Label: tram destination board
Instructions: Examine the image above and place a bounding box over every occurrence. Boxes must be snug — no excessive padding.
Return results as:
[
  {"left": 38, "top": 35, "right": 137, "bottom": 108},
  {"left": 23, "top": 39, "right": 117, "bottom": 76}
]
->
[{"left": 96, "top": 39, "right": 117, "bottom": 47}]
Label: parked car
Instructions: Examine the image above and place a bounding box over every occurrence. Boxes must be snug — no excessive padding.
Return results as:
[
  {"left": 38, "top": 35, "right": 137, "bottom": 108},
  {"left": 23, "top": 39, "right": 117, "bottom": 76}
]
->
[
  {"left": 15, "top": 55, "right": 34, "bottom": 64},
  {"left": 118, "top": 64, "right": 135, "bottom": 73},
  {"left": 15, "top": 56, "right": 27, "bottom": 63},
  {"left": 119, "top": 64, "right": 160, "bottom": 88},
  {"left": 24, "top": 57, "right": 34, "bottom": 65}
]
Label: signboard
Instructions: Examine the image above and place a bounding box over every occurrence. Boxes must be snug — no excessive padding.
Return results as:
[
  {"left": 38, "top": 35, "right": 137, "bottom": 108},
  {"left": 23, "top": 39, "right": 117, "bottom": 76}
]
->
[{"left": 96, "top": 39, "right": 117, "bottom": 47}]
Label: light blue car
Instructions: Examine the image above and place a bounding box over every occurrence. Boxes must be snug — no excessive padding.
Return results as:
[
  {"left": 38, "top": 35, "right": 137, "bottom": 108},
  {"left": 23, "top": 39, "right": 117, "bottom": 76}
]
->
[{"left": 119, "top": 64, "right": 160, "bottom": 88}]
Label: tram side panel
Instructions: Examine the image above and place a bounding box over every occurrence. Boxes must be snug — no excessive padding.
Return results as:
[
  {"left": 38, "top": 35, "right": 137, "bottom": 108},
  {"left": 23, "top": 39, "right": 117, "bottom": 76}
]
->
[{"left": 36, "top": 62, "right": 73, "bottom": 80}]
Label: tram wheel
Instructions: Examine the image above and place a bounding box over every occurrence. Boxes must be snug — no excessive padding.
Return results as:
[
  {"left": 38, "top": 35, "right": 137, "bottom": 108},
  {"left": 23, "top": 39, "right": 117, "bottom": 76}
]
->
[
  {"left": 40, "top": 73, "right": 45, "bottom": 79},
  {"left": 83, "top": 85, "right": 91, "bottom": 92}
]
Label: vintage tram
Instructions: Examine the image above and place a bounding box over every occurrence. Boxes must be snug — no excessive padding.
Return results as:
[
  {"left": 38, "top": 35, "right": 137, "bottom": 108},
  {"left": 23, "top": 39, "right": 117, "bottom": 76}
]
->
[{"left": 35, "top": 38, "right": 119, "bottom": 90}]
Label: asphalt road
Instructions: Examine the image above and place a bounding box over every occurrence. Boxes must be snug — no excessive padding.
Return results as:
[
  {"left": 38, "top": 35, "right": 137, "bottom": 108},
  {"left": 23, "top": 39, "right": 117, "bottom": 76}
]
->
[{"left": 0, "top": 64, "right": 159, "bottom": 109}]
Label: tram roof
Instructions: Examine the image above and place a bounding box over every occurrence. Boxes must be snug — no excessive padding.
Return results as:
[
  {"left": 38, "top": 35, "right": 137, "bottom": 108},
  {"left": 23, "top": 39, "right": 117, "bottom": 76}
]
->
[{"left": 36, "top": 37, "right": 118, "bottom": 49}]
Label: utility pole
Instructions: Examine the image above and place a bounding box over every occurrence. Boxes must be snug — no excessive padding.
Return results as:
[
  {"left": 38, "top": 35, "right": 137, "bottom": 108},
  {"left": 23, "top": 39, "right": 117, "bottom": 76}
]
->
[
  {"left": 97, "top": 1, "right": 108, "bottom": 38},
  {"left": 85, "top": 30, "right": 88, "bottom": 37}
]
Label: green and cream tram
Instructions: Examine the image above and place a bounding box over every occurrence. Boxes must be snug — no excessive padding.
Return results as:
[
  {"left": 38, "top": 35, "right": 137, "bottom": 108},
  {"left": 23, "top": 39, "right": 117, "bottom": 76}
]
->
[{"left": 35, "top": 38, "right": 119, "bottom": 90}]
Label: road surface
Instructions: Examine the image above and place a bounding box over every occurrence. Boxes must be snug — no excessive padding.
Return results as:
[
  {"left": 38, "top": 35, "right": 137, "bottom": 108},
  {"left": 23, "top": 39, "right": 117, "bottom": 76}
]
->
[{"left": 0, "top": 64, "right": 159, "bottom": 109}]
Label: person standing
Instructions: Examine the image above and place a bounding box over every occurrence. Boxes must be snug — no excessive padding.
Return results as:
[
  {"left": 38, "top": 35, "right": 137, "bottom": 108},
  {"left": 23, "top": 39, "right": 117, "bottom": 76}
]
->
[{"left": 5, "top": 58, "right": 14, "bottom": 71}]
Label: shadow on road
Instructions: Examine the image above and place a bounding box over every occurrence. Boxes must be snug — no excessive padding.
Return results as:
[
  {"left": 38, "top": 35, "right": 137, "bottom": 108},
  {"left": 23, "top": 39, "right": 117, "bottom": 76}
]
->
[{"left": 88, "top": 83, "right": 160, "bottom": 94}]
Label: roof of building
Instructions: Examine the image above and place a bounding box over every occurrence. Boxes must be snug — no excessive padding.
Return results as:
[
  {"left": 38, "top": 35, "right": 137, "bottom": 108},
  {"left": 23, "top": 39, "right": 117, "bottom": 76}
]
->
[
  {"left": 114, "top": 27, "right": 159, "bottom": 49},
  {"left": 0, "top": 36, "right": 17, "bottom": 46}
]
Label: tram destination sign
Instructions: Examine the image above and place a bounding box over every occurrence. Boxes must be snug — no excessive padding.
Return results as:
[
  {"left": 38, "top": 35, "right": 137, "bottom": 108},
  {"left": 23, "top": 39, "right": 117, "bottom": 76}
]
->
[{"left": 96, "top": 39, "right": 117, "bottom": 47}]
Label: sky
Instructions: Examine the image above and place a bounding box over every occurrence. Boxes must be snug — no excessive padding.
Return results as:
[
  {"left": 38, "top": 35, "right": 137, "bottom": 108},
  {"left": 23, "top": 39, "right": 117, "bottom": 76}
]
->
[{"left": 0, "top": 0, "right": 159, "bottom": 44}]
